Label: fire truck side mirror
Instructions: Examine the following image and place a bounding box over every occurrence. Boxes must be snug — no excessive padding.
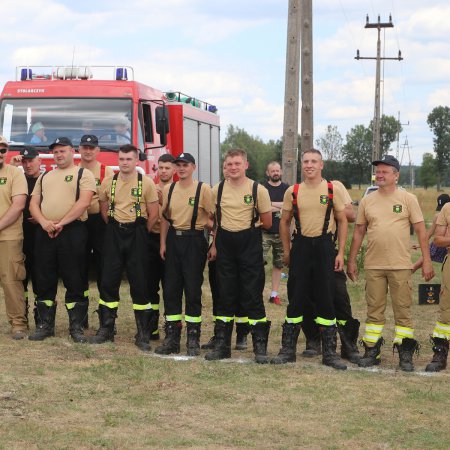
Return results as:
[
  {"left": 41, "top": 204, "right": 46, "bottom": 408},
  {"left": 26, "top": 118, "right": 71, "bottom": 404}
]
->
[
  {"left": 138, "top": 152, "right": 147, "bottom": 162},
  {"left": 155, "top": 106, "right": 170, "bottom": 145}
]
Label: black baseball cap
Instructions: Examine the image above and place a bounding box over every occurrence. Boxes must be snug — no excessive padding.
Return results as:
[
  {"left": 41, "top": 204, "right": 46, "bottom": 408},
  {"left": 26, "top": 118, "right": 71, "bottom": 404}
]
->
[
  {"left": 20, "top": 147, "right": 40, "bottom": 159},
  {"left": 79, "top": 135, "right": 99, "bottom": 147},
  {"left": 174, "top": 152, "right": 196, "bottom": 164},
  {"left": 49, "top": 137, "right": 73, "bottom": 149},
  {"left": 372, "top": 155, "right": 400, "bottom": 171},
  {"left": 436, "top": 194, "right": 450, "bottom": 212}
]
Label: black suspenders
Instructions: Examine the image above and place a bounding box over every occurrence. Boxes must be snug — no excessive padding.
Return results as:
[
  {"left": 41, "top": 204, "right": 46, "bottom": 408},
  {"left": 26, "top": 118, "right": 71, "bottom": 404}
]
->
[{"left": 108, "top": 172, "right": 143, "bottom": 220}]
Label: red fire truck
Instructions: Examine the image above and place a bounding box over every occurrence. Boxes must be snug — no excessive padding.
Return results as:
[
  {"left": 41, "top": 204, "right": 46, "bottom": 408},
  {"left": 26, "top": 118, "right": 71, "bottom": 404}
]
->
[{"left": 0, "top": 65, "right": 221, "bottom": 184}]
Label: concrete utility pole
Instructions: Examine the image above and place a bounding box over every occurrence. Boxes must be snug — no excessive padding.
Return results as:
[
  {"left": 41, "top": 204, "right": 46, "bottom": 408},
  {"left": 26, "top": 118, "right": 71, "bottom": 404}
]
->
[
  {"left": 355, "top": 15, "right": 402, "bottom": 176},
  {"left": 301, "top": 0, "right": 313, "bottom": 154},
  {"left": 282, "top": 0, "right": 301, "bottom": 185},
  {"left": 395, "top": 111, "right": 409, "bottom": 160}
]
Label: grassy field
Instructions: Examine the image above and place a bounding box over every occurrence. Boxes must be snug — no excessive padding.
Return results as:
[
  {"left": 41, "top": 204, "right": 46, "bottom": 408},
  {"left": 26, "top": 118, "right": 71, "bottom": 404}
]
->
[{"left": 0, "top": 187, "right": 449, "bottom": 449}]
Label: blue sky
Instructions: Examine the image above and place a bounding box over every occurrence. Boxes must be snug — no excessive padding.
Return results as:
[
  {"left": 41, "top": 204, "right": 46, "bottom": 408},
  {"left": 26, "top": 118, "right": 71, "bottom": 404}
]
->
[{"left": 1, "top": 0, "right": 449, "bottom": 164}]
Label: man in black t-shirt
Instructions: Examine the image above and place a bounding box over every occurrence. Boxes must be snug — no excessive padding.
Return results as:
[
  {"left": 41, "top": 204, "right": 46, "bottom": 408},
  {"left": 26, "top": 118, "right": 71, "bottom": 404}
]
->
[{"left": 262, "top": 161, "right": 289, "bottom": 306}]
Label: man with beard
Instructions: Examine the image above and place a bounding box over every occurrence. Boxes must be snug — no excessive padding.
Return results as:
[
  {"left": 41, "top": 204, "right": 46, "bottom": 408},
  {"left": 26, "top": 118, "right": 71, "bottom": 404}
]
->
[
  {"left": 0, "top": 136, "right": 28, "bottom": 339},
  {"left": 262, "top": 161, "right": 289, "bottom": 306}
]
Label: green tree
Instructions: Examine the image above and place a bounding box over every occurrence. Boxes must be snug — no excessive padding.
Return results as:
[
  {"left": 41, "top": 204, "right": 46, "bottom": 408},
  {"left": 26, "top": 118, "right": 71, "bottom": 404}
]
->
[
  {"left": 427, "top": 106, "right": 450, "bottom": 190},
  {"left": 315, "top": 125, "right": 343, "bottom": 161},
  {"left": 341, "top": 124, "right": 372, "bottom": 188},
  {"left": 419, "top": 153, "right": 437, "bottom": 189},
  {"left": 369, "top": 114, "right": 402, "bottom": 156}
]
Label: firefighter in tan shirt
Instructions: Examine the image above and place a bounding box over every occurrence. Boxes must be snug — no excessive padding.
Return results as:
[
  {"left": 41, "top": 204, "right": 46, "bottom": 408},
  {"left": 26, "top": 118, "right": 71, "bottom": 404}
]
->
[
  {"left": 427, "top": 203, "right": 450, "bottom": 371},
  {"left": 90, "top": 145, "right": 158, "bottom": 351},
  {"left": 78, "top": 134, "right": 114, "bottom": 319},
  {"left": 0, "top": 135, "right": 28, "bottom": 339},
  {"left": 347, "top": 155, "right": 434, "bottom": 371},
  {"left": 156, "top": 153, "right": 213, "bottom": 356},
  {"left": 206, "top": 148, "right": 273, "bottom": 364},
  {"left": 271, "top": 149, "right": 348, "bottom": 370},
  {"left": 29, "top": 137, "right": 96, "bottom": 343}
]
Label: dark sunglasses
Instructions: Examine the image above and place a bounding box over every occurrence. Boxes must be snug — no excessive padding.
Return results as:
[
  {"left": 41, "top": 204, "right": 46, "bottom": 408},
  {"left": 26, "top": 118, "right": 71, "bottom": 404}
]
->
[{"left": 0, "top": 148, "right": 7, "bottom": 154}]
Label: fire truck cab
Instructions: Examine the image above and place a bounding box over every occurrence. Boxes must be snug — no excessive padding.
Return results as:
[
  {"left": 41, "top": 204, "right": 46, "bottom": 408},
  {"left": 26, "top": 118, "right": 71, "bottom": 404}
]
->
[{"left": 0, "top": 66, "right": 220, "bottom": 184}]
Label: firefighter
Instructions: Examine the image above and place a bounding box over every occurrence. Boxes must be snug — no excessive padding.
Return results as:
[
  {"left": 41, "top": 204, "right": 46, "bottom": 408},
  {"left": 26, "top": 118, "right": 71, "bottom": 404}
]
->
[
  {"left": 29, "top": 137, "right": 96, "bottom": 342},
  {"left": 90, "top": 144, "right": 158, "bottom": 351},
  {"left": 78, "top": 134, "right": 114, "bottom": 325},
  {"left": 206, "top": 148, "right": 272, "bottom": 364},
  {"left": 156, "top": 153, "right": 213, "bottom": 356},
  {"left": 271, "top": 149, "right": 348, "bottom": 370},
  {"left": 0, "top": 135, "right": 28, "bottom": 339},
  {"left": 148, "top": 153, "right": 175, "bottom": 340},
  {"left": 301, "top": 180, "right": 361, "bottom": 364},
  {"left": 262, "top": 161, "right": 290, "bottom": 306},
  {"left": 347, "top": 155, "right": 434, "bottom": 371},
  {"left": 425, "top": 202, "right": 450, "bottom": 371},
  {"left": 10, "top": 147, "right": 42, "bottom": 323}
]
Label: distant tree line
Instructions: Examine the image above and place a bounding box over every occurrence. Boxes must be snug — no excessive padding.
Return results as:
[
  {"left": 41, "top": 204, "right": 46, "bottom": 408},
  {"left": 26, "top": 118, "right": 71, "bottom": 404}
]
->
[{"left": 221, "top": 105, "right": 450, "bottom": 190}]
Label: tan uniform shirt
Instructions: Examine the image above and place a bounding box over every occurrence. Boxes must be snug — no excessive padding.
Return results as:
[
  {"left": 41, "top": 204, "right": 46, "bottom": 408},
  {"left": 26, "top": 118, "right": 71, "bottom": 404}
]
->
[
  {"left": 32, "top": 166, "right": 96, "bottom": 222},
  {"left": 282, "top": 180, "right": 345, "bottom": 237},
  {"left": 80, "top": 163, "right": 114, "bottom": 215},
  {"left": 99, "top": 173, "right": 158, "bottom": 223},
  {"left": 436, "top": 203, "right": 450, "bottom": 246},
  {"left": 162, "top": 181, "right": 213, "bottom": 231},
  {"left": 357, "top": 188, "right": 424, "bottom": 269},
  {"left": 212, "top": 178, "right": 271, "bottom": 232},
  {"left": 0, "top": 165, "right": 27, "bottom": 241}
]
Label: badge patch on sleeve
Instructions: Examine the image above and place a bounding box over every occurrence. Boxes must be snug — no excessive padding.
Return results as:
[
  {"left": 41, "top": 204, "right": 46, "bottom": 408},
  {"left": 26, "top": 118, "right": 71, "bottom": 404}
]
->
[
  {"left": 244, "top": 194, "right": 253, "bottom": 205},
  {"left": 65, "top": 175, "right": 73, "bottom": 182},
  {"left": 0, "top": 177, "right": 7, "bottom": 185},
  {"left": 188, "top": 197, "right": 195, "bottom": 206},
  {"left": 320, "top": 195, "right": 328, "bottom": 205},
  {"left": 393, "top": 204, "right": 402, "bottom": 213}
]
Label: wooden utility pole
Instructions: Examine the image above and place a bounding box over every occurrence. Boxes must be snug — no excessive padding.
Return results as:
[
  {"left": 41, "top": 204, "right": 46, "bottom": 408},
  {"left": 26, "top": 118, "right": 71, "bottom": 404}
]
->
[
  {"left": 282, "top": 0, "right": 301, "bottom": 185},
  {"left": 301, "top": 0, "right": 313, "bottom": 154},
  {"left": 355, "top": 15, "right": 402, "bottom": 177}
]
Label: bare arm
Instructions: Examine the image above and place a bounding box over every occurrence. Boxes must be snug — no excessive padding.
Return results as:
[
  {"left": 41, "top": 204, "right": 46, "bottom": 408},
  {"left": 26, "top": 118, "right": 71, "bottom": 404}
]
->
[
  {"left": 100, "top": 200, "right": 109, "bottom": 223},
  {"left": 344, "top": 203, "right": 356, "bottom": 223},
  {"left": 434, "top": 224, "right": 450, "bottom": 247},
  {"left": 346, "top": 223, "right": 367, "bottom": 282},
  {"left": 279, "top": 209, "right": 293, "bottom": 267},
  {"left": 0, "top": 194, "right": 26, "bottom": 231},
  {"left": 260, "top": 211, "right": 272, "bottom": 230},
  {"left": 159, "top": 216, "right": 169, "bottom": 260},
  {"left": 146, "top": 201, "right": 159, "bottom": 232},
  {"left": 334, "top": 209, "right": 348, "bottom": 271},
  {"left": 271, "top": 201, "right": 283, "bottom": 212},
  {"left": 414, "top": 221, "right": 434, "bottom": 282}
]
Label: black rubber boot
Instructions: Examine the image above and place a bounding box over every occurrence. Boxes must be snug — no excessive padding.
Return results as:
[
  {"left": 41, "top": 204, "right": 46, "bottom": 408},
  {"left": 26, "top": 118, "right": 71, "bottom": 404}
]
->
[
  {"left": 201, "top": 335, "right": 216, "bottom": 350},
  {"left": 155, "top": 321, "right": 182, "bottom": 355},
  {"left": 251, "top": 321, "right": 271, "bottom": 364},
  {"left": 337, "top": 318, "right": 361, "bottom": 364},
  {"left": 394, "top": 338, "right": 420, "bottom": 372},
  {"left": 89, "top": 305, "right": 117, "bottom": 344},
  {"left": 67, "top": 302, "right": 89, "bottom": 343},
  {"left": 235, "top": 322, "right": 250, "bottom": 350},
  {"left": 301, "top": 318, "right": 321, "bottom": 357},
  {"left": 82, "top": 298, "right": 89, "bottom": 330},
  {"left": 29, "top": 301, "right": 56, "bottom": 341},
  {"left": 186, "top": 322, "right": 201, "bottom": 356},
  {"left": 205, "top": 321, "right": 233, "bottom": 360},
  {"left": 134, "top": 310, "right": 152, "bottom": 352},
  {"left": 149, "top": 310, "right": 160, "bottom": 340},
  {"left": 320, "top": 326, "right": 347, "bottom": 370},
  {"left": 271, "top": 322, "right": 301, "bottom": 364},
  {"left": 358, "top": 338, "right": 384, "bottom": 367},
  {"left": 425, "top": 337, "right": 449, "bottom": 372}
]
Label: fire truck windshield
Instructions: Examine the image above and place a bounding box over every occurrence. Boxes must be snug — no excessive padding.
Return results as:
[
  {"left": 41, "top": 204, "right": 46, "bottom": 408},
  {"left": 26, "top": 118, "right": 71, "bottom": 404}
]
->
[{"left": 0, "top": 98, "right": 132, "bottom": 151}]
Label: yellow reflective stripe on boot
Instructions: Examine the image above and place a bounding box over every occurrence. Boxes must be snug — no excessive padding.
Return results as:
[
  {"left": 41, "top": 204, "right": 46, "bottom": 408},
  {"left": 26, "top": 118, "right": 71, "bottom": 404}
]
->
[
  {"left": 66, "top": 302, "right": 76, "bottom": 310},
  {"left": 166, "top": 314, "right": 183, "bottom": 321},
  {"left": 337, "top": 319, "right": 347, "bottom": 326},
  {"left": 215, "top": 316, "right": 234, "bottom": 323},
  {"left": 432, "top": 321, "right": 450, "bottom": 339},
  {"left": 315, "top": 317, "right": 336, "bottom": 326},
  {"left": 133, "top": 303, "right": 152, "bottom": 311},
  {"left": 363, "top": 323, "right": 384, "bottom": 344},
  {"left": 212, "top": 315, "right": 217, "bottom": 322},
  {"left": 99, "top": 299, "right": 119, "bottom": 309},
  {"left": 248, "top": 317, "right": 267, "bottom": 325},
  {"left": 235, "top": 316, "right": 248, "bottom": 324},
  {"left": 285, "top": 316, "right": 302, "bottom": 324},
  {"left": 38, "top": 300, "right": 55, "bottom": 307},
  {"left": 25, "top": 291, "right": 29, "bottom": 299},
  {"left": 84, "top": 290, "right": 89, "bottom": 298},
  {"left": 151, "top": 304, "right": 160, "bottom": 311},
  {"left": 185, "top": 315, "right": 202, "bottom": 323},
  {"left": 393, "top": 326, "right": 414, "bottom": 344}
]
